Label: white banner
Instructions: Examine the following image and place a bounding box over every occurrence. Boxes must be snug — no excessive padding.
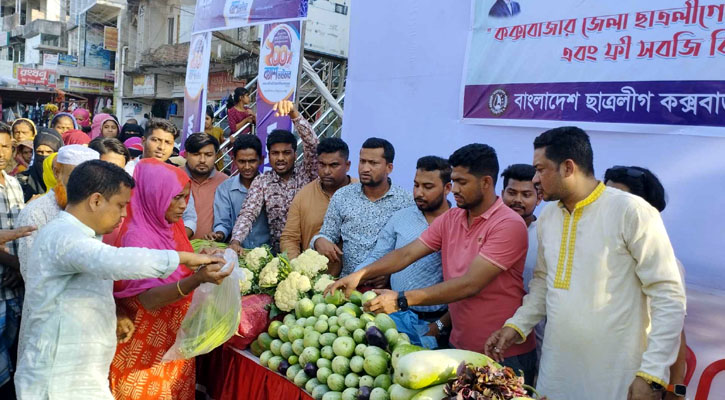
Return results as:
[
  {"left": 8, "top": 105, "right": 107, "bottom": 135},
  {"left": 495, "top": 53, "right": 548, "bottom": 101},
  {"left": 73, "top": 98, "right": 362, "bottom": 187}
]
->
[{"left": 461, "top": 0, "right": 725, "bottom": 136}]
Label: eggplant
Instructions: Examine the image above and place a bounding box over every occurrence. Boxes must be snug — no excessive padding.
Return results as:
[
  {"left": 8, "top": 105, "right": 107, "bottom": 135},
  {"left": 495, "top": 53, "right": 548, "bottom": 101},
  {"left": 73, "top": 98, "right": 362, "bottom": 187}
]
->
[
  {"left": 304, "top": 362, "right": 318, "bottom": 377},
  {"left": 357, "top": 386, "right": 371, "bottom": 400},
  {"left": 278, "top": 360, "right": 290, "bottom": 375},
  {"left": 365, "top": 326, "right": 388, "bottom": 350}
]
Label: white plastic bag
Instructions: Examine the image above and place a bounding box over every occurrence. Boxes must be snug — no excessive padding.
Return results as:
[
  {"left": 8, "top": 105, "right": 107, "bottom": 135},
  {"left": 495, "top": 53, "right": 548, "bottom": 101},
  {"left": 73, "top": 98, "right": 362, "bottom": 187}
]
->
[{"left": 162, "top": 249, "right": 243, "bottom": 361}]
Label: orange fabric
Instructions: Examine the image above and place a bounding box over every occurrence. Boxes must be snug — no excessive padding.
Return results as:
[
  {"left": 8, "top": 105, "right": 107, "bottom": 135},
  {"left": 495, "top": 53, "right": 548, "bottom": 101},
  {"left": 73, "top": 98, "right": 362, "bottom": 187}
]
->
[{"left": 109, "top": 295, "right": 195, "bottom": 400}]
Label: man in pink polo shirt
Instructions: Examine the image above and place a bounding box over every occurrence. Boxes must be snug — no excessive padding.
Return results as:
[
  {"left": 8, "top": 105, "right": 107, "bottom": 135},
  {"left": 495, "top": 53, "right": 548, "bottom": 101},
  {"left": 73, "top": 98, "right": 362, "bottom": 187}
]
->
[{"left": 325, "top": 143, "right": 537, "bottom": 384}]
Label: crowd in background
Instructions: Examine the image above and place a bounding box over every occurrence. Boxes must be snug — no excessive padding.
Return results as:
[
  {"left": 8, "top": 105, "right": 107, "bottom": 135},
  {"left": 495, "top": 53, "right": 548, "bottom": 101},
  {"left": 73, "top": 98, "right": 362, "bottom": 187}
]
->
[{"left": 0, "top": 95, "right": 689, "bottom": 399}]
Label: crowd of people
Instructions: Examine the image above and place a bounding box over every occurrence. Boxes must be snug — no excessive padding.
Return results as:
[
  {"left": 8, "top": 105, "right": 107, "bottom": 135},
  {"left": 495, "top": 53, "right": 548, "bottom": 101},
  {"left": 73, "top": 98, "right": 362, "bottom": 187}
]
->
[{"left": 0, "top": 98, "right": 687, "bottom": 400}]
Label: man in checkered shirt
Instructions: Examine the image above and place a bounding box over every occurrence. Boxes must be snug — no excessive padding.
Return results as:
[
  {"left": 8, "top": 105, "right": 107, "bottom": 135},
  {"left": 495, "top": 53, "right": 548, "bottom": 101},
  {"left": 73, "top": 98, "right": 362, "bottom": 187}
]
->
[{"left": 0, "top": 122, "right": 31, "bottom": 397}]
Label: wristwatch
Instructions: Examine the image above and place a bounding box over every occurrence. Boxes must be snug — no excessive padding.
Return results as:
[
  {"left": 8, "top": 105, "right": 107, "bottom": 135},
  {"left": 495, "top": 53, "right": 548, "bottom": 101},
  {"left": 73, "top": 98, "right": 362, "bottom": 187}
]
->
[
  {"left": 667, "top": 384, "right": 686, "bottom": 397},
  {"left": 396, "top": 292, "right": 409, "bottom": 311},
  {"left": 435, "top": 319, "right": 445, "bottom": 333}
]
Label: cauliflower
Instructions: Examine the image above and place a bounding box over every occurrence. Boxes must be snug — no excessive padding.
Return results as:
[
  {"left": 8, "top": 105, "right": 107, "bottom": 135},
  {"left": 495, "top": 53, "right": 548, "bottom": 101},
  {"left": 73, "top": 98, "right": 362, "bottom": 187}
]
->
[
  {"left": 287, "top": 271, "right": 311, "bottom": 292},
  {"left": 244, "top": 246, "right": 271, "bottom": 272},
  {"left": 258, "top": 258, "right": 281, "bottom": 287},
  {"left": 290, "top": 249, "right": 329, "bottom": 279},
  {"left": 274, "top": 278, "right": 300, "bottom": 312},
  {"left": 273, "top": 271, "right": 312, "bottom": 312},
  {"left": 239, "top": 267, "right": 254, "bottom": 295},
  {"left": 313, "top": 274, "right": 336, "bottom": 294}
]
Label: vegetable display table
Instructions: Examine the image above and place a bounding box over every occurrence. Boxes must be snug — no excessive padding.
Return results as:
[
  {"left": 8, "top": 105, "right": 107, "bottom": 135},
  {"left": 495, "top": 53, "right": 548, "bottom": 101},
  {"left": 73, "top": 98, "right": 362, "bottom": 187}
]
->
[{"left": 216, "top": 346, "right": 314, "bottom": 400}]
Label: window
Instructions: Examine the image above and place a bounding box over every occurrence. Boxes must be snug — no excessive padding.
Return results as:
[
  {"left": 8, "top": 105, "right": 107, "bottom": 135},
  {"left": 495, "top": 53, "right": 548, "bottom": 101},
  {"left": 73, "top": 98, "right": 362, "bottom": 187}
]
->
[
  {"left": 167, "top": 17, "right": 175, "bottom": 44},
  {"left": 335, "top": 3, "right": 348, "bottom": 15}
]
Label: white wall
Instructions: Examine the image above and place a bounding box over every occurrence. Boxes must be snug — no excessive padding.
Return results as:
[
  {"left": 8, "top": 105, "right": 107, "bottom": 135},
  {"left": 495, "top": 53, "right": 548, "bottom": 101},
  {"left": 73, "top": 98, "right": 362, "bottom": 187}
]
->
[{"left": 341, "top": 0, "right": 725, "bottom": 292}]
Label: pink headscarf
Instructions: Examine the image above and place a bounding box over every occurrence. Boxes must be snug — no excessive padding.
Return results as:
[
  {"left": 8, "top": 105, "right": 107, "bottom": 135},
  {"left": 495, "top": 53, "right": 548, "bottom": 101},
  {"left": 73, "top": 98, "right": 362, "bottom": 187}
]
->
[
  {"left": 72, "top": 108, "right": 91, "bottom": 128},
  {"left": 114, "top": 158, "right": 194, "bottom": 298},
  {"left": 89, "top": 113, "right": 119, "bottom": 140}
]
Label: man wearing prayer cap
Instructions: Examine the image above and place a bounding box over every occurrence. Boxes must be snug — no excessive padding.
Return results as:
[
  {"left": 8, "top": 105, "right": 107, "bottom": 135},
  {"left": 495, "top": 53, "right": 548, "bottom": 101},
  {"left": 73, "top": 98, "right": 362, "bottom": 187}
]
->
[{"left": 16, "top": 145, "right": 100, "bottom": 278}]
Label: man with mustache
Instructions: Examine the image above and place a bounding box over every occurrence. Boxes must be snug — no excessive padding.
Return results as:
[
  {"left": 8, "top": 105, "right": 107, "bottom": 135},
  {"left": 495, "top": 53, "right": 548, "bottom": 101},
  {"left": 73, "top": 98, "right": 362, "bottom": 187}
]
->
[
  {"left": 325, "top": 144, "right": 536, "bottom": 384},
  {"left": 16, "top": 145, "right": 100, "bottom": 279},
  {"left": 485, "top": 127, "right": 685, "bottom": 400},
  {"left": 500, "top": 163, "right": 545, "bottom": 364},
  {"left": 205, "top": 135, "right": 271, "bottom": 248},
  {"left": 355, "top": 156, "right": 451, "bottom": 347},
  {"left": 229, "top": 100, "right": 318, "bottom": 254},
  {"left": 311, "top": 138, "right": 413, "bottom": 279},
  {"left": 500, "top": 164, "right": 542, "bottom": 290},
  {"left": 280, "top": 138, "right": 354, "bottom": 276}
]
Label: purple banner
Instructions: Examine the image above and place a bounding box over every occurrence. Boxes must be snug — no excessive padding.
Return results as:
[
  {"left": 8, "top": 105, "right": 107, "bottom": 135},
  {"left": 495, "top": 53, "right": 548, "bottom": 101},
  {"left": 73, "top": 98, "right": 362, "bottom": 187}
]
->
[
  {"left": 256, "top": 21, "right": 302, "bottom": 160},
  {"left": 463, "top": 81, "right": 725, "bottom": 128},
  {"left": 182, "top": 32, "right": 212, "bottom": 149},
  {"left": 193, "top": 0, "right": 308, "bottom": 33}
]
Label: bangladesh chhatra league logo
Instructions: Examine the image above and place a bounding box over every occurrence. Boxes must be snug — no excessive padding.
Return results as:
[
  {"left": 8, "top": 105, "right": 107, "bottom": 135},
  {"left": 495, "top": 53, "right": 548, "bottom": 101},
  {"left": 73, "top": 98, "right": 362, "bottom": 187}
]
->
[{"left": 488, "top": 89, "right": 508, "bottom": 116}]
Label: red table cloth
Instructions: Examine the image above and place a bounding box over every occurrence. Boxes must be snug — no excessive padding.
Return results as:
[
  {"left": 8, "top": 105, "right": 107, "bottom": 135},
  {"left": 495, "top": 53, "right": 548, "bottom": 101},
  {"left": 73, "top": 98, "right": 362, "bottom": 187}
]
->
[{"left": 211, "top": 347, "right": 314, "bottom": 400}]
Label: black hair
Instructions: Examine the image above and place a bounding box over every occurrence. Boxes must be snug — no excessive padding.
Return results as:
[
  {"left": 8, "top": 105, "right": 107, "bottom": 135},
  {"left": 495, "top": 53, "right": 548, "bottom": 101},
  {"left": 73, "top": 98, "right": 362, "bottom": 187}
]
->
[
  {"left": 51, "top": 114, "right": 74, "bottom": 128},
  {"left": 233, "top": 134, "right": 263, "bottom": 159},
  {"left": 533, "top": 126, "right": 594, "bottom": 176},
  {"left": 605, "top": 165, "right": 667, "bottom": 212},
  {"left": 206, "top": 105, "right": 215, "bottom": 119},
  {"left": 501, "top": 164, "right": 536, "bottom": 189},
  {"left": 185, "top": 132, "right": 220, "bottom": 153},
  {"left": 448, "top": 143, "right": 499, "bottom": 185},
  {"left": 89, "top": 137, "right": 131, "bottom": 163},
  {"left": 416, "top": 155, "right": 452, "bottom": 183},
  {"left": 67, "top": 160, "right": 135, "bottom": 205},
  {"left": 316, "top": 137, "right": 349, "bottom": 160},
  {"left": 0, "top": 122, "right": 11, "bottom": 137},
  {"left": 361, "top": 137, "right": 395, "bottom": 163},
  {"left": 267, "top": 129, "right": 297, "bottom": 152},
  {"left": 145, "top": 118, "right": 179, "bottom": 139},
  {"left": 226, "top": 87, "right": 250, "bottom": 110}
]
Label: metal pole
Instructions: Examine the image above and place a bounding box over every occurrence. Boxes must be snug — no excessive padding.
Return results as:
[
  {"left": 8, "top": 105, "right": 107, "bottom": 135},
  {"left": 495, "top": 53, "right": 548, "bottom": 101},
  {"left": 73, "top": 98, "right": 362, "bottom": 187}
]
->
[{"left": 295, "top": 21, "right": 306, "bottom": 111}]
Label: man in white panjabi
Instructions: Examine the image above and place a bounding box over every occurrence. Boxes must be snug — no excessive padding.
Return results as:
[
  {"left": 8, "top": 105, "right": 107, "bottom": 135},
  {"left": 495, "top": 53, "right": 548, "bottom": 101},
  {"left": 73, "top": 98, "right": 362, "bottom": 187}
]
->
[
  {"left": 14, "top": 160, "right": 224, "bottom": 399},
  {"left": 16, "top": 144, "right": 99, "bottom": 279},
  {"left": 486, "top": 127, "right": 685, "bottom": 400}
]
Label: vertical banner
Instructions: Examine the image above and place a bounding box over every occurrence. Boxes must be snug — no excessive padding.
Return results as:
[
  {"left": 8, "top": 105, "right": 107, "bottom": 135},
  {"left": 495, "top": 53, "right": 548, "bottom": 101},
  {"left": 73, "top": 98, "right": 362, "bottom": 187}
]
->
[
  {"left": 256, "top": 21, "right": 302, "bottom": 156},
  {"left": 182, "top": 32, "right": 212, "bottom": 149}
]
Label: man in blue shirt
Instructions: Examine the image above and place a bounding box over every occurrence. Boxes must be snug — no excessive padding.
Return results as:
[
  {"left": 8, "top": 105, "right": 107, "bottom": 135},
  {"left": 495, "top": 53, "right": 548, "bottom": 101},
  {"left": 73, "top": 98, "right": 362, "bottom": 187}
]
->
[
  {"left": 206, "top": 135, "right": 271, "bottom": 248},
  {"left": 311, "top": 138, "right": 413, "bottom": 278},
  {"left": 356, "top": 156, "right": 452, "bottom": 347}
]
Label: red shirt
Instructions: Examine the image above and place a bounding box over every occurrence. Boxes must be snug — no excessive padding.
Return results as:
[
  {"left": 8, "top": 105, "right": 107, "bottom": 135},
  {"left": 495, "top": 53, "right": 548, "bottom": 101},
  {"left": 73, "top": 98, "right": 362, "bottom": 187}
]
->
[{"left": 419, "top": 198, "right": 535, "bottom": 357}]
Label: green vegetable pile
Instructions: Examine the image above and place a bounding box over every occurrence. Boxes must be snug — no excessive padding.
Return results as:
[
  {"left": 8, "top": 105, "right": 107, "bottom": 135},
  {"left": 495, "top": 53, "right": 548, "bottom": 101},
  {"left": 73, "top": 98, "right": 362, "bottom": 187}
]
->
[{"left": 252, "top": 291, "right": 410, "bottom": 400}]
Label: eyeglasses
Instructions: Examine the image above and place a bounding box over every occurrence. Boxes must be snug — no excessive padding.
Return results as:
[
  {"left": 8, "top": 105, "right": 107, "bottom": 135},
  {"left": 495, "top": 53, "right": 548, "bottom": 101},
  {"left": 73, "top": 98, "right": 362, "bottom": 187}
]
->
[{"left": 609, "top": 165, "right": 644, "bottom": 178}]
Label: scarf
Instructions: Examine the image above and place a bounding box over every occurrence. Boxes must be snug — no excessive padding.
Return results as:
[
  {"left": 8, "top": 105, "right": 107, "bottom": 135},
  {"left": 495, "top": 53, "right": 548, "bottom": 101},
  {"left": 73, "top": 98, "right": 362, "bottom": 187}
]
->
[
  {"left": 119, "top": 123, "right": 144, "bottom": 143},
  {"left": 114, "top": 158, "right": 193, "bottom": 298},
  {"left": 50, "top": 112, "right": 79, "bottom": 131},
  {"left": 12, "top": 140, "right": 33, "bottom": 172},
  {"left": 90, "top": 113, "right": 120, "bottom": 140},
  {"left": 42, "top": 152, "right": 58, "bottom": 190},
  {"left": 11, "top": 118, "right": 37, "bottom": 141},
  {"left": 62, "top": 129, "right": 91, "bottom": 145},
  {"left": 72, "top": 108, "right": 91, "bottom": 128}
]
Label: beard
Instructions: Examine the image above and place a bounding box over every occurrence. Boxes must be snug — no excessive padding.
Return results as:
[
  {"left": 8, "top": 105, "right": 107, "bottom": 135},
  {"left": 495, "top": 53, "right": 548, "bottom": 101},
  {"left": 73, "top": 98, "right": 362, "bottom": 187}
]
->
[
  {"left": 416, "top": 194, "right": 445, "bottom": 212},
  {"left": 54, "top": 183, "right": 68, "bottom": 209}
]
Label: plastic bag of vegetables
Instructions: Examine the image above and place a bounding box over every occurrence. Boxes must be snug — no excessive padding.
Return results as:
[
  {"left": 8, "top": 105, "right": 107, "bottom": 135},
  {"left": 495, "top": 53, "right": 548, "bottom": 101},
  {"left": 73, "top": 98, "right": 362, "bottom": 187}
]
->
[{"left": 162, "top": 249, "right": 243, "bottom": 360}]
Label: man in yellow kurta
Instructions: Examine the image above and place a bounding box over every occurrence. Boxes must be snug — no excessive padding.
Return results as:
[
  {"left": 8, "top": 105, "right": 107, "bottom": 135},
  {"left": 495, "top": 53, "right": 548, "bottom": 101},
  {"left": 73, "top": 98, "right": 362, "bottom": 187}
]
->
[{"left": 486, "top": 127, "right": 685, "bottom": 400}]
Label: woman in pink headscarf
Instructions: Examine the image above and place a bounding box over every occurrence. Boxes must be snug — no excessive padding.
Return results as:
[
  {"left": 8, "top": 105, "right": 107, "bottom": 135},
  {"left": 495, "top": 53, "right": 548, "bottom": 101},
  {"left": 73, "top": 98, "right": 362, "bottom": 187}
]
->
[
  {"left": 89, "top": 113, "right": 120, "bottom": 139},
  {"left": 110, "top": 158, "right": 231, "bottom": 400},
  {"left": 72, "top": 108, "right": 91, "bottom": 129}
]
